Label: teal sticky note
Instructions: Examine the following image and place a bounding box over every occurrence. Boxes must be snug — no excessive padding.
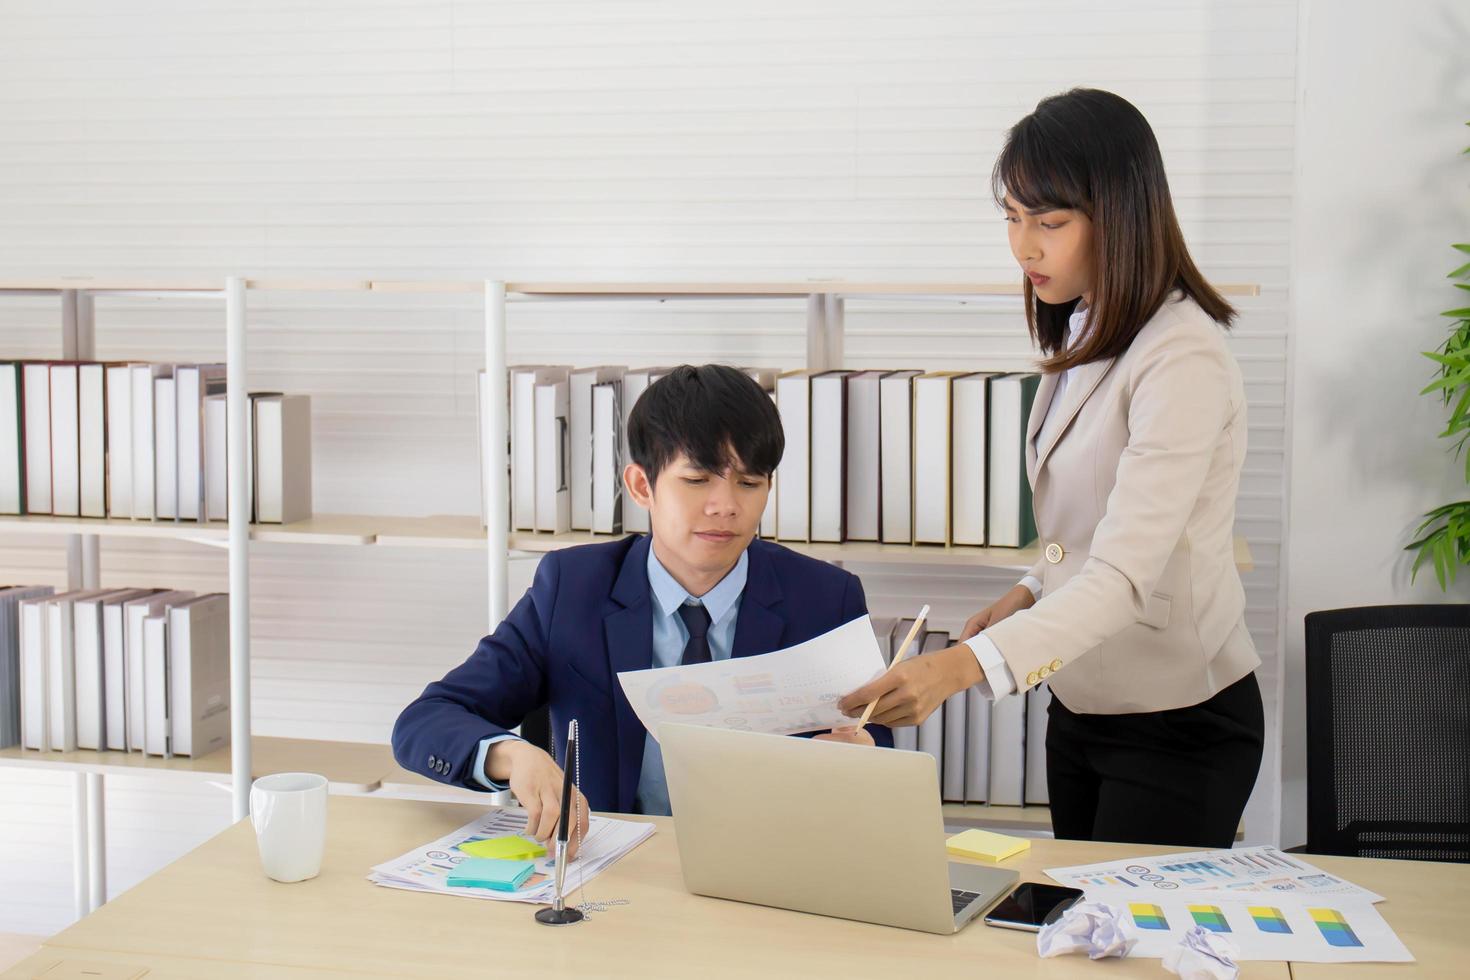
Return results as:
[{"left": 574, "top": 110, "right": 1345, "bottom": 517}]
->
[{"left": 447, "top": 858, "right": 536, "bottom": 892}]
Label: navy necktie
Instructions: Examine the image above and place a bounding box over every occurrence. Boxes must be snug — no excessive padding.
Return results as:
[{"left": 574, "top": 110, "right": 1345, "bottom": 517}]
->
[{"left": 678, "top": 603, "right": 713, "bottom": 666}]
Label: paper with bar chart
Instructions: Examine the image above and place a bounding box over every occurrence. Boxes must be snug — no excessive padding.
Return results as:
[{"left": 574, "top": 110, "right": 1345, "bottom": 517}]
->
[
  {"left": 367, "top": 807, "right": 654, "bottom": 904},
  {"left": 1107, "top": 891, "right": 1413, "bottom": 963},
  {"left": 616, "top": 614, "right": 887, "bottom": 740},
  {"left": 1045, "top": 845, "right": 1384, "bottom": 902}
]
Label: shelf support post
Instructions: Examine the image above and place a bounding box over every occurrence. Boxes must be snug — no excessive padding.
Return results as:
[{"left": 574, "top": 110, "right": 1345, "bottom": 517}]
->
[
  {"left": 485, "top": 281, "right": 510, "bottom": 629},
  {"left": 226, "top": 276, "right": 252, "bottom": 822},
  {"left": 87, "top": 772, "right": 106, "bottom": 910},
  {"left": 71, "top": 773, "right": 89, "bottom": 919}
]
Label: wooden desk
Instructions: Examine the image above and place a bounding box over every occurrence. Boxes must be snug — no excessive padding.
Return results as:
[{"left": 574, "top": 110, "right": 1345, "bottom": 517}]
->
[
  {"left": 2, "top": 948, "right": 358, "bottom": 979},
  {"left": 1280, "top": 852, "right": 1463, "bottom": 979},
  {"left": 39, "top": 796, "right": 1289, "bottom": 979}
]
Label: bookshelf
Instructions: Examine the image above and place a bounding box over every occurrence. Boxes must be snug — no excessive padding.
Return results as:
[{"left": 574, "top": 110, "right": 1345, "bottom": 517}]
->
[
  {"left": 2, "top": 275, "right": 1261, "bottom": 917},
  {"left": 0, "top": 511, "right": 1255, "bottom": 571},
  {"left": 0, "top": 736, "right": 395, "bottom": 795}
]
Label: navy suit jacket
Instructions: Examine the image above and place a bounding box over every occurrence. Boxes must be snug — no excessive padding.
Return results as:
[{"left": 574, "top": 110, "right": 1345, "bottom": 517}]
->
[{"left": 391, "top": 534, "right": 892, "bottom": 813}]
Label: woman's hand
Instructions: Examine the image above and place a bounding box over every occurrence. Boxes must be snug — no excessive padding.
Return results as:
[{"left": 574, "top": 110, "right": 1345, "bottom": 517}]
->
[
  {"left": 837, "top": 645, "right": 982, "bottom": 728},
  {"left": 959, "top": 584, "right": 1036, "bottom": 641}
]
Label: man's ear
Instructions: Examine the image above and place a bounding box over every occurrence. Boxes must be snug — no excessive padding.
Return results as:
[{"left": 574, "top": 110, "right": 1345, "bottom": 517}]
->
[{"left": 623, "top": 463, "right": 654, "bottom": 510}]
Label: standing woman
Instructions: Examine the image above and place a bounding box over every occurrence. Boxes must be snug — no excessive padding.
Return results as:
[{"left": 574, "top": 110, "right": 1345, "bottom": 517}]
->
[{"left": 839, "top": 89, "right": 1263, "bottom": 848}]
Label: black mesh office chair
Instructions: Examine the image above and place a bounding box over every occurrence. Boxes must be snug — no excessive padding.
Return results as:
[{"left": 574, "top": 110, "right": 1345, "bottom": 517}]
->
[{"left": 1305, "top": 604, "right": 1470, "bottom": 862}]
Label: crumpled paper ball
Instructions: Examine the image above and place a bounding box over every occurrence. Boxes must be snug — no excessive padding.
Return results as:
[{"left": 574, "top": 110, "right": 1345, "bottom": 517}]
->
[
  {"left": 1162, "top": 925, "right": 1241, "bottom": 980},
  {"left": 1036, "top": 900, "right": 1139, "bottom": 960}
]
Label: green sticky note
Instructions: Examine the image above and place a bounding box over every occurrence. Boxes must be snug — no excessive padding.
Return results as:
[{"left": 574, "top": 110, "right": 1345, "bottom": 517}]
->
[
  {"left": 447, "top": 858, "right": 537, "bottom": 892},
  {"left": 457, "top": 835, "right": 547, "bottom": 861}
]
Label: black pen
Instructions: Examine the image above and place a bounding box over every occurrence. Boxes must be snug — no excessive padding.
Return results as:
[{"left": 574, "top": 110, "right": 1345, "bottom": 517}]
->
[{"left": 539, "top": 718, "right": 583, "bottom": 924}]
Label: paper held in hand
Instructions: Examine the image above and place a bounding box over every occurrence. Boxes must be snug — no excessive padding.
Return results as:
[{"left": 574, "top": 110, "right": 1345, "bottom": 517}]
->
[{"left": 615, "top": 614, "right": 887, "bottom": 740}]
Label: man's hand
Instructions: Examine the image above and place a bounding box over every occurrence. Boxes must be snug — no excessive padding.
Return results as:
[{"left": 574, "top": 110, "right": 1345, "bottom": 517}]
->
[
  {"left": 813, "top": 726, "right": 875, "bottom": 746},
  {"left": 837, "top": 644, "right": 982, "bottom": 728},
  {"left": 959, "top": 584, "right": 1037, "bottom": 641},
  {"left": 486, "top": 740, "right": 591, "bottom": 859}
]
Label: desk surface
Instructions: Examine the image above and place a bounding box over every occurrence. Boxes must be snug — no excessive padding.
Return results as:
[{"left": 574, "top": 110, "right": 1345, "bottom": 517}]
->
[
  {"left": 2, "top": 948, "right": 358, "bottom": 979},
  {"left": 41, "top": 796, "right": 1288, "bottom": 979},
  {"left": 35, "top": 796, "right": 1464, "bottom": 978}
]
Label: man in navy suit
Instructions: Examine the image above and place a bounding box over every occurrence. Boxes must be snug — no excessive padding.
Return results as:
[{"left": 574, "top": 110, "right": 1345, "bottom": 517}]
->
[{"left": 393, "top": 364, "right": 889, "bottom": 847}]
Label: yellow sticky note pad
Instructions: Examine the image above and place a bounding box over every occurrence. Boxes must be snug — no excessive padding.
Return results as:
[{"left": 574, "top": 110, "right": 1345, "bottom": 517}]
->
[
  {"left": 457, "top": 835, "right": 547, "bottom": 861},
  {"left": 946, "top": 828, "right": 1030, "bottom": 863}
]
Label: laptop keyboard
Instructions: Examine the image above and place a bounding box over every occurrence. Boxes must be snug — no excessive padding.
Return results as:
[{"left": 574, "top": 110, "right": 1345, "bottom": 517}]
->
[{"left": 951, "top": 889, "right": 982, "bottom": 914}]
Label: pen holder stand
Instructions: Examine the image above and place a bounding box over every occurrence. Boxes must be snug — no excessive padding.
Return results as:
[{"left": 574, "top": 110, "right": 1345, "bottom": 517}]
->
[
  {"left": 535, "top": 718, "right": 587, "bottom": 926},
  {"left": 535, "top": 903, "right": 585, "bottom": 926},
  {"left": 535, "top": 838, "right": 586, "bottom": 925}
]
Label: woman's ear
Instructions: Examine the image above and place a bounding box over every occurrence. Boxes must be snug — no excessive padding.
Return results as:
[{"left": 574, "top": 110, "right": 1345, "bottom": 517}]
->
[{"left": 623, "top": 463, "right": 654, "bottom": 509}]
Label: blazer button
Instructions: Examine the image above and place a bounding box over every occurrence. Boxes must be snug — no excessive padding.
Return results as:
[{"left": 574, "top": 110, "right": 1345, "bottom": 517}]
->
[
  {"left": 1045, "top": 542, "right": 1064, "bottom": 564},
  {"left": 428, "top": 755, "right": 437, "bottom": 767},
  {"left": 1026, "top": 671, "right": 1040, "bottom": 686},
  {"left": 1038, "top": 665, "right": 1051, "bottom": 679},
  {"left": 1049, "top": 658, "right": 1063, "bottom": 672}
]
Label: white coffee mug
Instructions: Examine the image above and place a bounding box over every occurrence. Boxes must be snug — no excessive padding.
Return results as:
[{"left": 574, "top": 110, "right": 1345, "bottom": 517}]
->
[{"left": 249, "top": 772, "right": 328, "bottom": 883}]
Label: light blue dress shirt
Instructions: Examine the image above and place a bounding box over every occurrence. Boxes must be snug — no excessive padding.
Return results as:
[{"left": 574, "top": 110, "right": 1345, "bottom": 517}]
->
[{"left": 471, "top": 546, "right": 747, "bottom": 817}]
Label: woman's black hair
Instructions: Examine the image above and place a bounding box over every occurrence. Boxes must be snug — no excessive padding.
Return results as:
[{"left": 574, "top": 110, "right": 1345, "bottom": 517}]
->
[{"left": 992, "top": 88, "right": 1235, "bottom": 371}]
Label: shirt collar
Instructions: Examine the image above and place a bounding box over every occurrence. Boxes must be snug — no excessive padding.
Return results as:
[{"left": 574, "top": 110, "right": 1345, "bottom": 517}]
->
[
  {"left": 1064, "top": 301, "right": 1091, "bottom": 352},
  {"left": 647, "top": 543, "right": 748, "bottom": 626}
]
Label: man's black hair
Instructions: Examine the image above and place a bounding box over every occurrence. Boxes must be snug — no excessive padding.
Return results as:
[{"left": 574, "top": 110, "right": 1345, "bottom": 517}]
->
[{"left": 626, "top": 364, "right": 784, "bottom": 487}]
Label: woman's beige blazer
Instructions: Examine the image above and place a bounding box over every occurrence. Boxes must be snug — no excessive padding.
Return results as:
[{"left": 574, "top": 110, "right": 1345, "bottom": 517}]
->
[{"left": 982, "top": 292, "right": 1260, "bottom": 713}]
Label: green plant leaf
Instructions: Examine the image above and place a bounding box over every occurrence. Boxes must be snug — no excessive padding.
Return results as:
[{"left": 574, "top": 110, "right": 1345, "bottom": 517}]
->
[
  {"left": 1409, "top": 547, "right": 1426, "bottom": 584},
  {"left": 1442, "top": 307, "right": 1470, "bottom": 318}
]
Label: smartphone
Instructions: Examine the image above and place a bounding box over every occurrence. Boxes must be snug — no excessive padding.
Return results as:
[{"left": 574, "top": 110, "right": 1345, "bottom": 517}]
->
[{"left": 982, "top": 882, "right": 1085, "bottom": 932}]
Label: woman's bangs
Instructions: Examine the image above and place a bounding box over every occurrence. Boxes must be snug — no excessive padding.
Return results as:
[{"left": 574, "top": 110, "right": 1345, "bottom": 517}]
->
[{"left": 991, "top": 122, "right": 1089, "bottom": 215}]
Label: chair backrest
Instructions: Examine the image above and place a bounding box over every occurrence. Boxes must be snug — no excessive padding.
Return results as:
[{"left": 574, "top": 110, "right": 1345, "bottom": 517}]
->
[{"left": 1305, "top": 604, "right": 1470, "bottom": 862}]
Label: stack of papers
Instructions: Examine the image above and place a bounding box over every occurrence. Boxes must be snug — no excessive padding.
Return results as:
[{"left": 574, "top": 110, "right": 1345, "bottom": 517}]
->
[
  {"left": 368, "top": 808, "right": 655, "bottom": 905},
  {"left": 1046, "top": 845, "right": 1382, "bottom": 902},
  {"left": 1045, "top": 846, "right": 1413, "bottom": 965}
]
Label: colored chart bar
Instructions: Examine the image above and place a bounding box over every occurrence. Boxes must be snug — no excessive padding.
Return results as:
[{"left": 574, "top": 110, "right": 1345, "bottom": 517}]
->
[
  {"left": 1188, "top": 904, "right": 1232, "bottom": 933},
  {"left": 1129, "top": 903, "right": 1170, "bottom": 931},
  {"left": 1310, "top": 908, "right": 1364, "bottom": 948},
  {"left": 1248, "top": 906, "right": 1293, "bottom": 934}
]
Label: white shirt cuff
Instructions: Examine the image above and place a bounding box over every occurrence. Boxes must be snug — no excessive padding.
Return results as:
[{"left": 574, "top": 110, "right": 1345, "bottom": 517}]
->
[
  {"left": 471, "top": 733, "right": 522, "bottom": 791},
  {"left": 962, "top": 633, "right": 1018, "bottom": 700},
  {"left": 1019, "top": 576, "right": 1042, "bottom": 600}
]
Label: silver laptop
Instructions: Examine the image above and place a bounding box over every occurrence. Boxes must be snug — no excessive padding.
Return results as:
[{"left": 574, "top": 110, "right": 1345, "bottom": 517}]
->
[{"left": 660, "top": 723, "right": 1018, "bottom": 935}]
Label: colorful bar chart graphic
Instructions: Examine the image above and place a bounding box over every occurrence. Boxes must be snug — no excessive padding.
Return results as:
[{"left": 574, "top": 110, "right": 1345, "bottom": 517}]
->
[
  {"left": 1310, "top": 908, "right": 1364, "bottom": 948},
  {"left": 1188, "top": 905, "right": 1232, "bottom": 933},
  {"left": 1162, "top": 860, "right": 1233, "bottom": 879},
  {"left": 1249, "top": 906, "right": 1293, "bottom": 934},
  {"left": 1129, "top": 903, "right": 1170, "bottom": 931},
  {"left": 1074, "top": 874, "right": 1138, "bottom": 888}
]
